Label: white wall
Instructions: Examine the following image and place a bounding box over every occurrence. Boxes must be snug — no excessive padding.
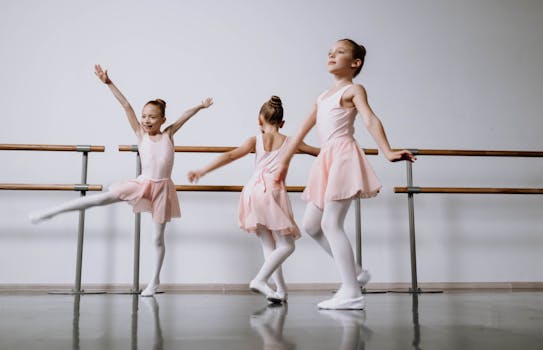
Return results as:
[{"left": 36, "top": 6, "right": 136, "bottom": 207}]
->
[{"left": 1, "top": 0, "right": 542, "bottom": 286}]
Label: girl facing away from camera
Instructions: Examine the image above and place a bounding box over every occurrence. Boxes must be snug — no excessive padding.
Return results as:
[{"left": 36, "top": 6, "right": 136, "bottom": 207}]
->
[{"left": 188, "top": 96, "right": 319, "bottom": 303}]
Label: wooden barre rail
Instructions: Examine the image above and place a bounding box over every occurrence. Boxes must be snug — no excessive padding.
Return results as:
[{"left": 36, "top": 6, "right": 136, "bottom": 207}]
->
[
  {"left": 394, "top": 187, "right": 543, "bottom": 195},
  {"left": 394, "top": 149, "right": 543, "bottom": 157},
  {"left": 119, "top": 145, "right": 379, "bottom": 155},
  {"left": 0, "top": 184, "right": 103, "bottom": 191},
  {"left": 0, "top": 144, "right": 105, "bottom": 152},
  {"left": 175, "top": 185, "right": 305, "bottom": 192}
]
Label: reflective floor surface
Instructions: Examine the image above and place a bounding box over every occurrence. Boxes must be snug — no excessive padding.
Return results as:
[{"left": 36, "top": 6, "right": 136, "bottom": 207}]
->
[{"left": 1, "top": 291, "right": 542, "bottom": 349}]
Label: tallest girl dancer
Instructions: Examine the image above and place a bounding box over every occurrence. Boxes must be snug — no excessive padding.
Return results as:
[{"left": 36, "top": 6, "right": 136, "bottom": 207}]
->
[{"left": 275, "top": 39, "right": 415, "bottom": 310}]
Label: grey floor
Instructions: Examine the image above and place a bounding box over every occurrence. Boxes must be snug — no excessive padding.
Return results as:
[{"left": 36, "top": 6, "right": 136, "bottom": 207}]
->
[{"left": 1, "top": 290, "right": 542, "bottom": 349}]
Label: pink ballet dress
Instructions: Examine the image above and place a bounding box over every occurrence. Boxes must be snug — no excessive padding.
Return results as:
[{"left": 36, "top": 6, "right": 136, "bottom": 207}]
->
[
  {"left": 302, "top": 84, "right": 382, "bottom": 209},
  {"left": 110, "top": 133, "right": 181, "bottom": 224},
  {"left": 238, "top": 134, "right": 301, "bottom": 238}
]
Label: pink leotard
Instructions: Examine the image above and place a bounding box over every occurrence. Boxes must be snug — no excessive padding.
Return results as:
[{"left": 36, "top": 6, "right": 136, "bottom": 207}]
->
[
  {"left": 110, "top": 133, "right": 180, "bottom": 224},
  {"left": 238, "top": 134, "right": 300, "bottom": 237},
  {"left": 302, "top": 84, "right": 382, "bottom": 209}
]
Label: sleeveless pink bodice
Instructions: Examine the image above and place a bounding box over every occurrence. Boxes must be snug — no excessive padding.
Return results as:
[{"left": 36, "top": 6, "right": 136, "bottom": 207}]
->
[
  {"left": 253, "top": 134, "right": 289, "bottom": 177},
  {"left": 316, "top": 84, "right": 357, "bottom": 144},
  {"left": 238, "top": 134, "right": 300, "bottom": 237},
  {"left": 302, "top": 84, "right": 382, "bottom": 209},
  {"left": 138, "top": 133, "right": 174, "bottom": 180},
  {"left": 109, "top": 132, "right": 180, "bottom": 223}
]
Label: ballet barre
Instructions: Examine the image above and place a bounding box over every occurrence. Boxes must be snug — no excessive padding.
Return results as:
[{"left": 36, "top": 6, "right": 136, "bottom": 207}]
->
[
  {"left": 119, "top": 144, "right": 378, "bottom": 294},
  {"left": 393, "top": 149, "right": 543, "bottom": 294},
  {"left": 174, "top": 185, "right": 305, "bottom": 192},
  {"left": 0, "top": 144, "right": 105, "bottom": 294}
]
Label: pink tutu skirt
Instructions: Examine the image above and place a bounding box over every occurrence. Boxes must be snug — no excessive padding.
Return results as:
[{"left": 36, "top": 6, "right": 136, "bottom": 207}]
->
[
  {"left": 109, "top": 177, "right": 181, "bottom": 224},
  {"left": 238, "top": 173, "right": 301, "bottom": 238},
  {"left": 302, "top": 137, "right": 381, "bottom": 209}
]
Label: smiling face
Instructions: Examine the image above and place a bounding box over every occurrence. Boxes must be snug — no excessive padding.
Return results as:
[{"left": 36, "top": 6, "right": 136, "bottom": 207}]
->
[
  {"left": 327, "top": 40, "right": 365, "bottom": 77},
  {"left": 141, "top": 104, "right": 165, "bottom": 134}
]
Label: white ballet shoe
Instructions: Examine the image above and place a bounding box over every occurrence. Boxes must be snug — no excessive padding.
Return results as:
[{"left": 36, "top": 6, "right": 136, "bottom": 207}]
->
[
  {"left": 357, "top": 269, "right": 371, "bottom": 287},
  {"left": 249, "top": 280, "right": 282, "bottom": 303},
  {"left": 276, "top": 291, "right": 288, "bottom": 303},
  {"left": 317, "top": 295, "right": 365, "bottom": 310},
  {"left": 141, "top": 284, "right": 159, "bottom": 297}
]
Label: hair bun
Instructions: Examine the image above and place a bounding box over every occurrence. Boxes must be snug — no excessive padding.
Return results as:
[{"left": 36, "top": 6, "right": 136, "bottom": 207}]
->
[
  {"left": 269, "top": 95, "right": 282, "bottom": 108},
  {"left": 155, "top": 98, "right": 166, "bottom": 107}
]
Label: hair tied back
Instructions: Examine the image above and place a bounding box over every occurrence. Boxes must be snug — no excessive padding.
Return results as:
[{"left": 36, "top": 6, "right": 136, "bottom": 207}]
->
[{"left": 269, "top": 95, "right": 282, "bottom": 108}]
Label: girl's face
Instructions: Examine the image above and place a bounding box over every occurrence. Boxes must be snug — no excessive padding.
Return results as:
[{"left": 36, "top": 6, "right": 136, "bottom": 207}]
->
[
  {"left": 327, "top": 41, "right": 359, "bottom": 76},
  {"left": 141, "top": 104, "right": 165, "bottom": 134}
]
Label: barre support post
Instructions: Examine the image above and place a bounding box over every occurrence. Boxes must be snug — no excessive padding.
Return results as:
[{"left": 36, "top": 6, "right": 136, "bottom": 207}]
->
[
  {"left": 406, "top": 161, "right": 420, "bottom": 293},
  {"left": 73, "top": 151, "right": 88, "bottom": 293},
  {"left": 355, "top": 198, "right": 362, "bottom": 267},
  {"left": 132, "top": 151, "right": 142, "bottom": 294}
]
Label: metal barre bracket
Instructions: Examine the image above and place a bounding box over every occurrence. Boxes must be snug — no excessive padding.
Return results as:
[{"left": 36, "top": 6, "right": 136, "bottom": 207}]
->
[
  {"left": 76, "top": 145, "right": 92, "bottom": 152},
  {"left": 407, "top": 187, "right": 421, "bottom": 193},
  {"left": 73, "top": 184, "right": 90, "bottom": 192}
]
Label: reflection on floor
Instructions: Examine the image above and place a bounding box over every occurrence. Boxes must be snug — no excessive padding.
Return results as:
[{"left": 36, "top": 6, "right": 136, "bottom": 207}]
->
[{"left": 1, "top": 291, "right": 542, "bottom": 349}]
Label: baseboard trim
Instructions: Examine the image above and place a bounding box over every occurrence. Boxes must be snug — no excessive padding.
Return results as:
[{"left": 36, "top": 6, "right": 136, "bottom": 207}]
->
[{"left": 1, "top": 282, "right": 542, "bottom": 293}]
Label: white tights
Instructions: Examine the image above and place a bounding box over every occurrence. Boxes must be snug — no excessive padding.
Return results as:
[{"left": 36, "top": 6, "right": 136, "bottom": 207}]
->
[
  {"left": 253, "top": 226, "right": 295, "bottom": 295},
  {"left": 30, "top": 191, "right": 122, "bottom": 222},
  {"left": 29, "top": 191, "right": 167, "bottom": 295},
  {"left": 303, "top": 200, "right": 361, "bottom": 299},
  {"left": 146, "top": 222, "right": 166, "bottom": 289}
]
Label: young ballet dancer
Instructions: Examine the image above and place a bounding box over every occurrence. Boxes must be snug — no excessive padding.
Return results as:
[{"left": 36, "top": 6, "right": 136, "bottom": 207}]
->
[
  {"left": 187, "top": 96, "right": 319, "bottom": 303},
  {"left": 29, "top": 64, "right": 213, "bottom": 296},
  {"left": 275, "top": 39, "right": 416, "bottom": 309}
]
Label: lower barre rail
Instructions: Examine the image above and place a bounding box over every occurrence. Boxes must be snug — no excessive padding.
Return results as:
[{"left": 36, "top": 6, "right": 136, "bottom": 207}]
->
[
  {"left": 175, "top": 185, "right": 305, "bottom": 192},
  {"left": 395, "top": 187, "right": 543, "bottom": 194},
  {"left": 0, "top": 184, "right": 103, "bottom": 191},
  {"left": 396, "top": 183, "right": 543, "bottom": 294}
]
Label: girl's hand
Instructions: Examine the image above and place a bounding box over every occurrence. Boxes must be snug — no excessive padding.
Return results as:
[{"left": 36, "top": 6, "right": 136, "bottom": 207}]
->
[
  {"left": 274, "top": 163, "right": 289, "bottom": 185},
  {"left": 386, "top": 149, "right": 417, "bottom": 163},
  {"left": 201, "top": 97, "right": 214, "bottom": 108},
  {"left": 187, "top": 170, "right": 204, "bottom": 184},
  {"left": 94, "top": 64, "right": 111, "bottom": 84}
]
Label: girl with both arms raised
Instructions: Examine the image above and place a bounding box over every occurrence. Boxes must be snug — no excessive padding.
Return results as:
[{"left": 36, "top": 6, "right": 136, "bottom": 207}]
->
[
  {"left": 30, "top": 65, "right": 213, "bottom": 296},
  {"left": 275, "top": 39, "right": 416, "bottom": 310},
  {"left": 188, "top": 96, "right": 319, "bottom": 303}
]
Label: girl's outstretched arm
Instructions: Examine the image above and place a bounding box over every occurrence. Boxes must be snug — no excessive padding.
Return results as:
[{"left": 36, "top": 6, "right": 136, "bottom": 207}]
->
[
  {"left": 274, "top": 103, "right": 318, "bottom": 183},
  {"left": 165, "top": 98, "right": 213, "bottom": 138},
  {"left": 297, "top": 142, "right": 320, "bottom": 157},
  {"left": 94, "top": 65, "right": 141, "bottom": 137},
  {"left": 351, "top": 84, "right": 416, "bottom": 162},
  {"left": 187, "top": 136, "right": 256, "bottom": 183}
]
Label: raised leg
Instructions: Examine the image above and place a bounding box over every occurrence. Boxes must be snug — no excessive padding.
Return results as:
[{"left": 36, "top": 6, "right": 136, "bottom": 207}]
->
[{"left": 29, "top": 191, "right": 121, "bottom": 223}]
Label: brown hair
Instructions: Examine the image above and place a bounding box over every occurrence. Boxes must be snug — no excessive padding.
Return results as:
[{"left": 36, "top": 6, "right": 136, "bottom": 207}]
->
[
  {"left": 144, "top": 99, "right": 167, "bottom": 117},
  {"left": 259, "top": 95, "right": 284, "bottom": 126},
  {"left": 339, "top": 38, "right": 366, "bottom": 77}
]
